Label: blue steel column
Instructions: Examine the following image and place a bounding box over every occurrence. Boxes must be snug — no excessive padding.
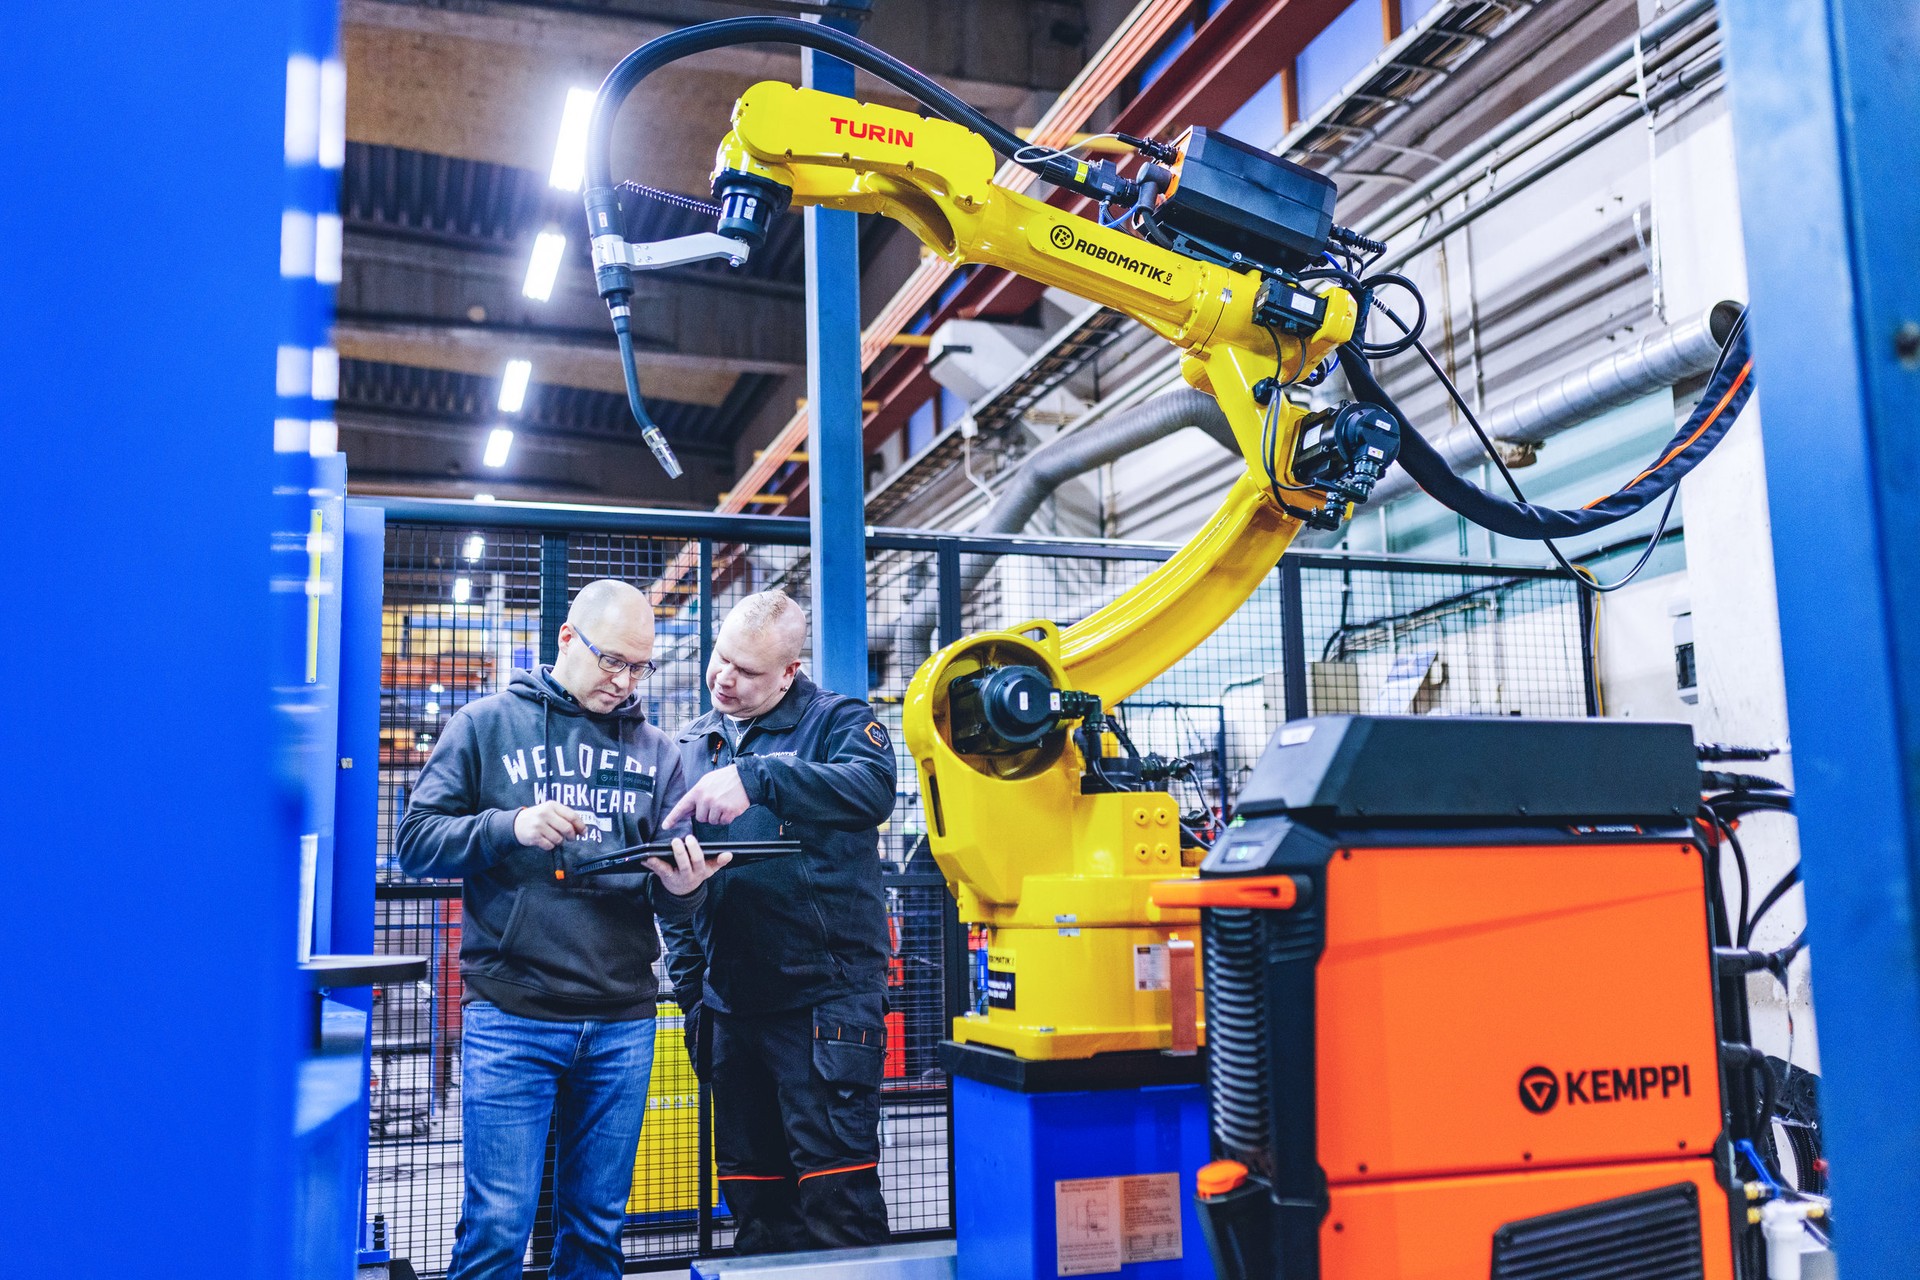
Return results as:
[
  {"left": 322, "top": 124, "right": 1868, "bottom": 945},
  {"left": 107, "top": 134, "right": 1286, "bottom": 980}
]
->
[
  {"left": 1721, "top": 0, "right": 1920, "bottom": 1267},
  {"left": 803, "top": 28, "right": 870, "bottom": 697},
  {"left": 0, "top": 4, "right": 314, "bottom": 1276}
]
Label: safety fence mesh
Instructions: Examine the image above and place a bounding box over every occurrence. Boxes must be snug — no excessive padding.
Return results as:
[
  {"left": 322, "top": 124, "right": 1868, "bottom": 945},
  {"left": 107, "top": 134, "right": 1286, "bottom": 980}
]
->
[{"left": 367, "top": 511, "right": 1590, "bottom": 1274}]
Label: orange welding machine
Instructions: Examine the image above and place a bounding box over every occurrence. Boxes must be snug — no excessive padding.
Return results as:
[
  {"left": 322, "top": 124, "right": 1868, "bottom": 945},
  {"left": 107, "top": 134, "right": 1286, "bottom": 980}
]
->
[{"left": 1154, "top": 715, "right": 1770, "bottom": 1279}]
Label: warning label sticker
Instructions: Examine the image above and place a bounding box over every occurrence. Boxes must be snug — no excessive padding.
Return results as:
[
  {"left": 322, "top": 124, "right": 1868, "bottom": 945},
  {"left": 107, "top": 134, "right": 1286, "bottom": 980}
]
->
[
  {"left": 1054, "top": 1179, "right": 1122, "bottom": 1275},
  {"left": 1133, "top": 944, "right": 1169, "bottom": 992},
  {"left": 1054, "top": 1172, "right": 1183, "bottom": 1275}
]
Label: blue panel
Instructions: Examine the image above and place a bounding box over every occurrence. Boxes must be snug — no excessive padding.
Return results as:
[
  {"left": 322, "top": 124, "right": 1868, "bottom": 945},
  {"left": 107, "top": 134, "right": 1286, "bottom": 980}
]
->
[
  {"left": 334, "top": 503, "right": 386, "bottom": 987},
  {"left": 1220, "top": 72, "right": 1288, "bottom": 150},
  {"left": 1720, "top": 0, "right": 1920, "bottom": 1268},
  {"left": 802, "top": 47, "right": 870, "bottom": 698},
  {"left": 0, "top": 4, "right": 314, "bottom": 1275},
  {"left": 307, "top": 452, "right": 348, "bottom": 957},
  {"left": 336, "top": 503, "right": 385, "bottom": 1252},
  {"left": 906, "top": 396, "right": 937, "bottom": 456},
  {"left": 954, "top": 1080, "right": 1211, "bottom": 1279},
  {"left": 1400, "top": 0, "right": 1444, "bottom": 28},
  {"left": 1296, "top": 1, "right": 1384, "bottom": 120}
]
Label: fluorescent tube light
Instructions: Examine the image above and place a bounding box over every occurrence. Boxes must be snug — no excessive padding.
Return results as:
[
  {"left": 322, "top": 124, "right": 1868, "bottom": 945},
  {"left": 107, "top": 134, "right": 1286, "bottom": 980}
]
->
[
  {"left": 498, "top": 360, "right": 532, "bottom": 413},
  {"left": 452, "top": 577, "right": 473, "bottom": 604},
  {"left": 549, "top": 87, "right": 596, "bottom": 192},
  {"left": 483, "top": 428, "right": 514, "bottom": 468},
  {"left": 462, "top": 533, "right": 485, "bottom": 562},
  {"left": 523, "top": 230, "right": 567, "bottom": 301}
]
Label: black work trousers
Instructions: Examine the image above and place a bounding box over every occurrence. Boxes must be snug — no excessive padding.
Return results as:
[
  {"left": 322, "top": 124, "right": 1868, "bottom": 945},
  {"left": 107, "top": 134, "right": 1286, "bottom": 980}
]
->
[{"left": 709, "top": 990, "right": 892, "bottom": 1254}]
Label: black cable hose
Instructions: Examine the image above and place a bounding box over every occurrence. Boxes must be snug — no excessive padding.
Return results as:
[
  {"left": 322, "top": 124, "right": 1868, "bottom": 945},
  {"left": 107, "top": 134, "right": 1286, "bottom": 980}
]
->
[
  {"left": 1706, "top": 806, "right": 1754, "bottom": 948},
  {"left": 1747, "top": 866, "right": 1803, "bottom": 944},
  {"left": 585, "top": 17, "right": 1038, "bottom": 195},
  {"left": 1339, "top": 309, "right": 1755, "bottom": 541}
]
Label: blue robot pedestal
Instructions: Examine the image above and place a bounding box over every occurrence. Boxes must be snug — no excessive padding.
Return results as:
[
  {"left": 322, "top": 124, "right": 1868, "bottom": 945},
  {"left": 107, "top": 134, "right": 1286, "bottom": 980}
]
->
[{"left": 942, "top": 1043, "right": 1211, "bottom": 1280}]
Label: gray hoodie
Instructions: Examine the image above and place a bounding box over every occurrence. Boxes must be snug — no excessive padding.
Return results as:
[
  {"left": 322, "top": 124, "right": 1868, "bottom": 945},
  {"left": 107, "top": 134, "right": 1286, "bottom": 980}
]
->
[{"left": 396, "top": 667, "right": 699, "bottom": 1021}]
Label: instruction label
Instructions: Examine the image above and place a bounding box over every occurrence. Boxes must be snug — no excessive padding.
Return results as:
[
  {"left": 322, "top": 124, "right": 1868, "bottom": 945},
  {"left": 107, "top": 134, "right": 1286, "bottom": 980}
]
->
[
  {"left": 1054, "top": 1173, "right": 1183, "bottom": 1275},
  {"left": 1133, "top": 944, "right": 1169, "bottom": 992}
]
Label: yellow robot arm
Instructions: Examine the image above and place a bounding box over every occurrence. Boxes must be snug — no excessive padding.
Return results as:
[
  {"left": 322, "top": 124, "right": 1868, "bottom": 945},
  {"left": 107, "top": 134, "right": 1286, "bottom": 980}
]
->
[
  {"left": 708, "top": 81, "right": 1355, "bottom": 1059},
  {"left": 714, "top": 81, "right": 1356, "bottom": 705}
]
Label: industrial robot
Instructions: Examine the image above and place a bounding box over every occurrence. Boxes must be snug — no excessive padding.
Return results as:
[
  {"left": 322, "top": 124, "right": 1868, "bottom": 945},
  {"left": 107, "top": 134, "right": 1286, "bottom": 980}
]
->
[{"left": 579, "top": 18, "right": 1785, "bottom": 1278}]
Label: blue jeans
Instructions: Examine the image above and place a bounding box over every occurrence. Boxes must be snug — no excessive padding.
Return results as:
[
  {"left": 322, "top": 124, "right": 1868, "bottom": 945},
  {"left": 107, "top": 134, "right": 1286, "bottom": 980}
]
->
[{"left": 448, "top": 1001, "right": 658, "bottom": 1280}]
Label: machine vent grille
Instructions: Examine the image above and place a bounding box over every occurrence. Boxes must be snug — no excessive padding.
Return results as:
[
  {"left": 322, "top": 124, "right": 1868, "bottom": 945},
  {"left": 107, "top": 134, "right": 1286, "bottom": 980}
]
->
[
  {"left": 1203, "top": 907, "right": 1272, "bottom": 1174},
  {"left": 1490, "top": 1182, "right": 1705, "bottom": 1280}
]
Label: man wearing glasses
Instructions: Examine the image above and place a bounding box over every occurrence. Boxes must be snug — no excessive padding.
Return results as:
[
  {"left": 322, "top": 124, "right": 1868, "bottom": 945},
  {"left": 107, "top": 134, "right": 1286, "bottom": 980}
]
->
[{"left": 398, "top": 578, "right": 728, "bottom": 1280}]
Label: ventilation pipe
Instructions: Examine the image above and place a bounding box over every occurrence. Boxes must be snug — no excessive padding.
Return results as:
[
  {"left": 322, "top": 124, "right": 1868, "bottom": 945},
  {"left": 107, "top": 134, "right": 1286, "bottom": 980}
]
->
[
  {"left": 874, "top": 388, "right": 1236, "bottom": 672},
  {"left": 1306, "top": 300, "right": 1742, "bottom": 540}
]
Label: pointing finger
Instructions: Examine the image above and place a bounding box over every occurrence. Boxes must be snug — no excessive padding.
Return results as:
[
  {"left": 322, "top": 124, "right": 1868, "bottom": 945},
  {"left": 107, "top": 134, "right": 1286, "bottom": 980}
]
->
[{"left": 664, "top": 794, "right": 694, "bottom": 829}]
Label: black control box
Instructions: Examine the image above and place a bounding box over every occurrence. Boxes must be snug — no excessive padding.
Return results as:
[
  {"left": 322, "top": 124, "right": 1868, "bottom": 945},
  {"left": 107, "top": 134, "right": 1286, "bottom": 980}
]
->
[{"left": 1155, "top": 129, "right": 1337, "bottom": 271}]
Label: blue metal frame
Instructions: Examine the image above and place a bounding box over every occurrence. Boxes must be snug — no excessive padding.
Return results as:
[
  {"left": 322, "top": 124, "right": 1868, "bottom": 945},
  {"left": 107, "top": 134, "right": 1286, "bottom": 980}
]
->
[
  {"left": 1722, "top": 0, "right": 1920, "bottom": 1264},
  {"left": 803, "top": 19, "right": 871, "bottom": 699},
  {"left": 0, "top": 5, "right": 318, "bottom": 1274}
]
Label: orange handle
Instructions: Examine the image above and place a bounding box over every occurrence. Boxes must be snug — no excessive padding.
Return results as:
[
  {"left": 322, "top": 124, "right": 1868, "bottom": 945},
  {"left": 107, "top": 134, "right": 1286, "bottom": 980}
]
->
[{"left": 1151, "top": 874, "right": 1306, "bottom": 910}]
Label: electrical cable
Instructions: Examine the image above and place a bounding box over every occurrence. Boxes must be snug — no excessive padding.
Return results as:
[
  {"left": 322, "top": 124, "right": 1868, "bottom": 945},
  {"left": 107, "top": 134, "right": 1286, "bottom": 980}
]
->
[
  {"left": 1736, "top": 1137, "right": 1787, "bottom": 1197},
  {"left": 1340, "top": 306, "right": 1753, "bottom": 545},
  {"left": 586, "top": 18, "right": 1050, "bottom": 196},
  {"left": 1013, "top": 131, "right": 1127, "bottom": 165},
  {"left": 1746, "top": 866, "right": 1802, "bottom": 944},
  {"left": 1371, "top": 298, "right": 1682, "bottom": 592},
  {"left": 1705, "top": 806, "right": 1753, "bottom": 947},
  {"left": 579, "top": 16, "right": 1130, "bottom": 468}
]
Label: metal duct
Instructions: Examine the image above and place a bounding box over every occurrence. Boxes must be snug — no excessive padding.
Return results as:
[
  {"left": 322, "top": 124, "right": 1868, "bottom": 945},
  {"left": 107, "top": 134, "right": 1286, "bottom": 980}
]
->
[
  {"left": 874, "top": 388, "right": 1235, "bottom": 668},
  {"left": 1333, "top": 300, "right": 1741, "bottom": 521}
]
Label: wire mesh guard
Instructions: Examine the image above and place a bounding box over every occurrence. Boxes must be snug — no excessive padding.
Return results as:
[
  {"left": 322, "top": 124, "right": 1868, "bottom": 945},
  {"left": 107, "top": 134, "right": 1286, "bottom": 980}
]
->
[{"left": 370, "top": 518, "right": 1589, "bottom": 1274}]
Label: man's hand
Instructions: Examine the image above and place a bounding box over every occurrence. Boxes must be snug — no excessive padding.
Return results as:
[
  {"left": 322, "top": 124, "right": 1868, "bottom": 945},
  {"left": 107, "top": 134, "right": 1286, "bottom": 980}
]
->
[
  {"left": 513, "top": 800, "right": 589, "bottom": 850},
  {"left": 663, "top": 764, "right": 752, "bottom": 828},
  {"left": 645, "top": 835, "right": 733, "bottom": 897}
]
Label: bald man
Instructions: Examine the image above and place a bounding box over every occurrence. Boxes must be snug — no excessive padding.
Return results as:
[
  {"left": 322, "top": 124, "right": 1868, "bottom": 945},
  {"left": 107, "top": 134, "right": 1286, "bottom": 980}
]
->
[
  {"left": 661, "top": 590, "right": 896, "bottom": 1253},
  {"left": 398, "top": 579, "right": 728, "bottom": 1280}
]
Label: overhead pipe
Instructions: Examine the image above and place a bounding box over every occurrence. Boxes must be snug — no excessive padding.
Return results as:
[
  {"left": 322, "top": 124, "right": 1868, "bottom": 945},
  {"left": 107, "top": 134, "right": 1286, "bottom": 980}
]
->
[
  {"left": 1304, "top": 300, "right": 1741, "bottom": 538},
  {"left": 873, "top": 389, "right": 1235, "bottom": 670},
  {"left": 1358, "top": 0, "right": 1717, "bottom": 240}
]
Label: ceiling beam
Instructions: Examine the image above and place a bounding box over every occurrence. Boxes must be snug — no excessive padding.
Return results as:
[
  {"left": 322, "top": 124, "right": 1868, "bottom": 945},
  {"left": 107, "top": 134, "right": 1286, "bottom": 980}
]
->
[
  {"left": 338, "top": 413, "right": 729, "bottom": 504},
  {"left": 337, "top": 228, "right": 803, "bottom": 403},
  {"left": 342, "top": 0, "right": 1079, "bottom": 193}
]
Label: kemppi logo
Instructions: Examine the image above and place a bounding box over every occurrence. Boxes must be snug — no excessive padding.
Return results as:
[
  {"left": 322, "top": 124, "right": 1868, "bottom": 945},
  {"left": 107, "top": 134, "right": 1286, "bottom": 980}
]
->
[
  {"left": 829, "top": 116, "right": 913, "bottom": 147},
  {"left": 1046, "top": 221, "right": 1173, "bottom": 284},
  {"left": 1519, "top": 1062, "right": 1694, "bottom": 1115},
  {"left": 1518, "top": 1066, "right": 1560, "bottom": 1114}
]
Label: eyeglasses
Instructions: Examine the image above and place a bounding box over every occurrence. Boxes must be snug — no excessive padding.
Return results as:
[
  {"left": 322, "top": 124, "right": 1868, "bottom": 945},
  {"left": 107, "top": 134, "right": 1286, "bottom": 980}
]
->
[{"left": 573, "top": 625, "right": 659, "bottom": 680}]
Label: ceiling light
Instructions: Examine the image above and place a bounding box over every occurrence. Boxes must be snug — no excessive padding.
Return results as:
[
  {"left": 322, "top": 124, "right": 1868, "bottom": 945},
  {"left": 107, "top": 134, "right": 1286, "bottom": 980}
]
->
[
  {"left": 462, "top": 533, "right": 485, "bottom": 562},
  {"left": 549, "top": 87, "right": 596, "bottom": 192},
  {"left": 474, "top": 493, "right": 497, "bottom": 504},
  {"left": 452, "top": 577, "right": 473, "bottom": 604},
  {"left": 425, "top": 701, "right": 441, "bottom": 717},
  {"left": 483, "top": 428, "right": 514, "bottom": 468},
  {"left": 523, "top": 229, "right": 567, "bottom": 301},
  {"left": 429, "top": 683, "right": 445, "bottom": 694},
  {"left": 498, "top": 360, "right": 532, "bottom": 413}
]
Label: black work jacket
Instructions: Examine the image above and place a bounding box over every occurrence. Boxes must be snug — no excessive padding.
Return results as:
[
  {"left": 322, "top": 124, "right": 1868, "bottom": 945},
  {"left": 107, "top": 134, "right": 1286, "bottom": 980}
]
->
[{"left": 663, "top": 673, "right": 896, "bottom": 1015}]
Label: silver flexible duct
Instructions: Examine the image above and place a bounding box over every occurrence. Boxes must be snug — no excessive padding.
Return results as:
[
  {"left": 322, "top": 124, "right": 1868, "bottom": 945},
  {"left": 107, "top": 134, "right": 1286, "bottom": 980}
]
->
[
  {"left": 1327, "top": 300, "right": 1741, "bottom": 524},
  {"left": 874, "top": 388, "right": 1236, "bottom": 669}
]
